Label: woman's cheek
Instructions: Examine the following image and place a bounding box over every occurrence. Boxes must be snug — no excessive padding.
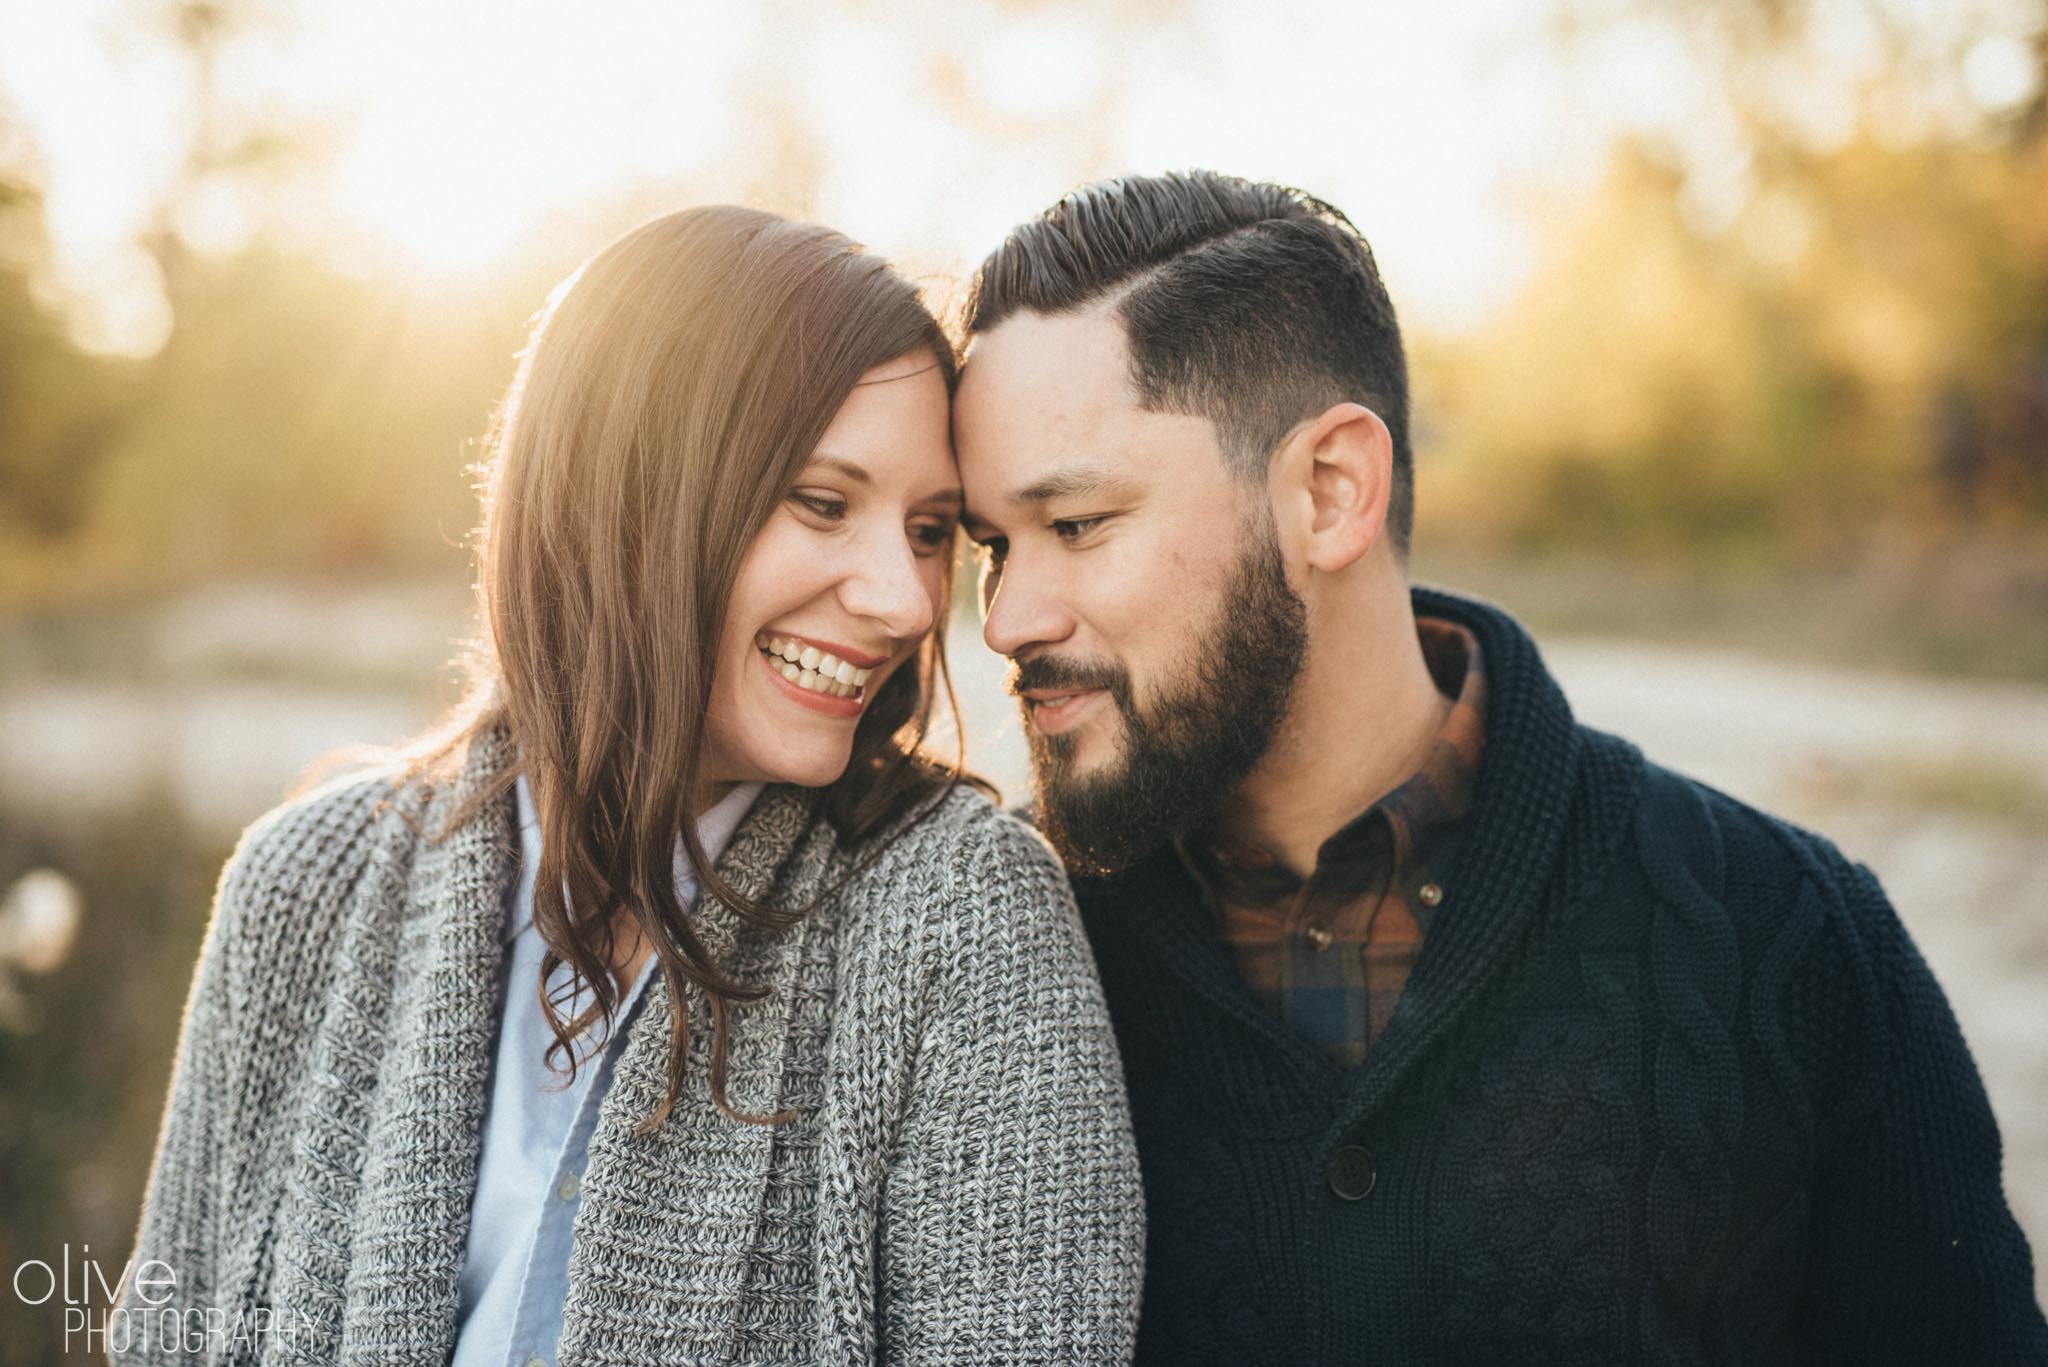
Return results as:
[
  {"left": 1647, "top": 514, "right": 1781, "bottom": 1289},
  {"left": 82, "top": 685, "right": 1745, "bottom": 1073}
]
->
[{"left": 918, "top": 552, "right": 947, "bottom": 621}]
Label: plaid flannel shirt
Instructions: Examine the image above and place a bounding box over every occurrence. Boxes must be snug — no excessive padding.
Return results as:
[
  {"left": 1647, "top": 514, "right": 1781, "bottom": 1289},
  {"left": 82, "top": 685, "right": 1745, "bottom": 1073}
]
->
[{"left": 1180, "top": 618, "right": 1486, "bottom": 1069}]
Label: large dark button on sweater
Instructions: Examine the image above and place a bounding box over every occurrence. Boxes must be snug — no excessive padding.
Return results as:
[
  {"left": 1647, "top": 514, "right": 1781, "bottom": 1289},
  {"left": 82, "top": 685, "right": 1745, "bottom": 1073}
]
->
[{"left": 1326, "top": 1145, "right": 1377, "bottom": 1200}]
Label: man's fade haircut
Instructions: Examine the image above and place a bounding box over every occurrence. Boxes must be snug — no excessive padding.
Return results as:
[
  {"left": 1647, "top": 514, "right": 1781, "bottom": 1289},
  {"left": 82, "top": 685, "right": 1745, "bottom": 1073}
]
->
[{"left": 965, "top": 169, "right": 1413, "bottom": 555}]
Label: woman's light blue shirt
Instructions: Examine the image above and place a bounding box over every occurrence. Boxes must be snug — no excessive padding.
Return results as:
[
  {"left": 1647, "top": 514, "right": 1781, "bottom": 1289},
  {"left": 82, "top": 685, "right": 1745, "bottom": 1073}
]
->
[{"left": 450, "top": 774, "right": 763, "bottom": 1367}]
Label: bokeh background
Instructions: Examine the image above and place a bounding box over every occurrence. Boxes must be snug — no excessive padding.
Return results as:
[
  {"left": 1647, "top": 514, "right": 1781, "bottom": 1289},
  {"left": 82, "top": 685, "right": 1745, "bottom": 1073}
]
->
[{"left": 3, "top": 0, "right": 2046, "bottom": 1357}]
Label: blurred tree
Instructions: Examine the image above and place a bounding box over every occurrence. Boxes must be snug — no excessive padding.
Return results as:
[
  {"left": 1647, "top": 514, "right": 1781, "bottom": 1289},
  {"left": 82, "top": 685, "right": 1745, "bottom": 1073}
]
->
[
  {"left": 0, "top": 161, "right": 545, "bottom": 610},
  {"left": 1, "top": 0, "right": 2044, "bottom": 608},
  {"left": 0, "top": 175, "right": 144, "bottom": 596},
  {"left": 1422, "top": 128, "right": 2048, "bottom": 552},
  {"left": 1418, "top": 0, "right": 2048, "bottom": 554}
]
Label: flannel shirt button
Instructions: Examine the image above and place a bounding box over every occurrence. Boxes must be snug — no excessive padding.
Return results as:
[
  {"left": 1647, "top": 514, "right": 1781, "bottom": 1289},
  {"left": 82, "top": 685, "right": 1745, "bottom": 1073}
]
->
[
  {"left": 1327, "top": 1145, "right": 1377, "bottom": 1200},
  {"left": 1418, "top": 882, "right": 1444, "bottom": 907},
  {"left": 1304, "top": 923, "right": 1334, "bottom": 951}
]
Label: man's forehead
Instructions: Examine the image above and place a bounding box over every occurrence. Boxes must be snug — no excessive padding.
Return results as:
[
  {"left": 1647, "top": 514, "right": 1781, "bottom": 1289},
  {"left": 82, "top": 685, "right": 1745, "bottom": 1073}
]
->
[
  {"left": 957, "top": 307, "right": 1231, "bottom": 512},
  {"left": 961, "top": 307, "right": 1136, "bottom": 412}
]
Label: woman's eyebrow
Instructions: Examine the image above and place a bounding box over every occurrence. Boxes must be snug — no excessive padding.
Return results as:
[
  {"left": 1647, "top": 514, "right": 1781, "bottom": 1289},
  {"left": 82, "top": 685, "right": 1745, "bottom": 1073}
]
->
[
  {"left": 802, "top": 459, "right": 954, "bottom": 512},
  {"left": 806, "top": 455, "right": 872, "bottom": 485},
  {"left": 806, "top": 455, "right": 961, "bottom": 509}
]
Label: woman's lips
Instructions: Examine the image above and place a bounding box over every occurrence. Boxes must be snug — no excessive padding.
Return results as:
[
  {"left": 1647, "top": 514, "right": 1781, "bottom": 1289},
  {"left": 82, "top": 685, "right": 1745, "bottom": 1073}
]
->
[
  {"left": 758, "top": 646, "right": 866, "bottom": 718},
  {"left": 756, "top": 630, "right": 885, "bottom": 673}
]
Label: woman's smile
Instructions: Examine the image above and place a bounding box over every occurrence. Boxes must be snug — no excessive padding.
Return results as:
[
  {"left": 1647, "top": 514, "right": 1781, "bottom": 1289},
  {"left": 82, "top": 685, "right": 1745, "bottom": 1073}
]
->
[{"left": 753, "top": 631, "right": 876, "bottom": 719}]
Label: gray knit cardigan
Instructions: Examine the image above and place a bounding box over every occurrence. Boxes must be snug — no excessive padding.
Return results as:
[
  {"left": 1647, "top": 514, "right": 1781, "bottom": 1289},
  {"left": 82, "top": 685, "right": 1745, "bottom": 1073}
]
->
[{"left": 118, "top": 722, "right": 1144, "bottom": 1365}]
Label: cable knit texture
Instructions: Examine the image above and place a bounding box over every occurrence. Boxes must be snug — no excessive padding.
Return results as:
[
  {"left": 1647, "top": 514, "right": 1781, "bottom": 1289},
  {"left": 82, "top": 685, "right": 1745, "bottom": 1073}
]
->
[
  {"left": 1076, "top": 586, "right": 2048, "bottom": 1366},
  {"left": 118, "top": 720, "right": 1144, "bottom": 1365}
]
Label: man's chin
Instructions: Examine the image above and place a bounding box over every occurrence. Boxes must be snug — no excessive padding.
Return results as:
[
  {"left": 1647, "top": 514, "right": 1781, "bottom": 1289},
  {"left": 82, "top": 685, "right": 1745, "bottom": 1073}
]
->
[
  {"left": 1032, "top": 764, "right": 1193, "bottom": 878},
  {"left": 1041, "top": 733, "right": 1119, "bottom": 785},
  {"left": 1029, "top": 716, "right": 1127, "bottom": 799}
]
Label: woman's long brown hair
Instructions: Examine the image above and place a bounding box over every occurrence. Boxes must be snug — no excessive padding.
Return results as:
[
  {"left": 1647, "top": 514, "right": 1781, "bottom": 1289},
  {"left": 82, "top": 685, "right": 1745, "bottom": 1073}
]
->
[{"left": 345, "top": 206, "right": 972, "bottom": 1131}]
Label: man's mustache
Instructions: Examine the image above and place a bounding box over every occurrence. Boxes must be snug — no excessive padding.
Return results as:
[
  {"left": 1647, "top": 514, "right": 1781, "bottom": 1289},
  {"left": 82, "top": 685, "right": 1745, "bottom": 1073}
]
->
[{"left": 1005, "top": 655, "right": 1128, "bottom": 699}]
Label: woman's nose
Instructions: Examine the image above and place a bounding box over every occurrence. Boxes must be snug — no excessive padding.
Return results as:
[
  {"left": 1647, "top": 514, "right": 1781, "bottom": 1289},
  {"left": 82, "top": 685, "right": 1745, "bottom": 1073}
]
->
[{"left": 838, "top": 529, "right": 939, "bottom": 643}]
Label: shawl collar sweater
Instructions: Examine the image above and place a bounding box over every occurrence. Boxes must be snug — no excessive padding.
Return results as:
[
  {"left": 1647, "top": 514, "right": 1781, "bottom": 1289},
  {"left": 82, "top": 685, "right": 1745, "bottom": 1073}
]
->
[
  {"left": 1076, "top": 587, "right": 2046, "bottom": 1365},
  {"left": 119, "top": 720, "right": 1144, "bottom": 1365}
]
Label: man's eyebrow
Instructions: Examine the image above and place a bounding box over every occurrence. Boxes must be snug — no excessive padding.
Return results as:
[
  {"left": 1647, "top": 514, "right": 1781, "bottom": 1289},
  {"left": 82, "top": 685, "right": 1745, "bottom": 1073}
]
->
[{"left": 1011, "top": 465, "right": 1131, "bottom": 505}]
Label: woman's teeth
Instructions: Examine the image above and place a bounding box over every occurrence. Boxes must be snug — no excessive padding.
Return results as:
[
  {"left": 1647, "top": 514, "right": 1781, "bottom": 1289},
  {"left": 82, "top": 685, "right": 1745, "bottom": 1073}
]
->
[{"left": 756, "top": 634, "right": 874, "bottom": 700}]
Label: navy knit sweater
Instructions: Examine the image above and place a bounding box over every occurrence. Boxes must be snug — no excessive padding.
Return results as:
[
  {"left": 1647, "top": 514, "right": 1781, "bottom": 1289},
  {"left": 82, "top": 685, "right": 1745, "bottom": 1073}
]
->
[{"left": 1074, "top": 588, "right": 2047, "bottom": 1365}]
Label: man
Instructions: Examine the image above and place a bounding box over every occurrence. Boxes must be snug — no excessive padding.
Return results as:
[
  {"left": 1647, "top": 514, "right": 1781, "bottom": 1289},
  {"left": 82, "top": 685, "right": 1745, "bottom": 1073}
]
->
[{"left": 953, "top": 169, "right": 2047, "bottom": 1365}]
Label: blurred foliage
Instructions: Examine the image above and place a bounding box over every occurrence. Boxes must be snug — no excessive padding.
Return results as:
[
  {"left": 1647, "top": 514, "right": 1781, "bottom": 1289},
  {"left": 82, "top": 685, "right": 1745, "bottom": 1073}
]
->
[
  {"left": 0, "top": 806, "right": 227, "bottom": 1364},
  {"left": 3, "top": 11, "right": 2044, "bottom": 614},
  {"left": 8, "top": 120, "right": 2047, "bottom": 609},
  {"left": 0, "top": 178, "right": 549, "bottom": 610},
  {"left": 1416, "top": 126, "right": 2048, "bottom": 557},
  {"left": 0, "top": 181, "right": 145, "bottom": 568}
]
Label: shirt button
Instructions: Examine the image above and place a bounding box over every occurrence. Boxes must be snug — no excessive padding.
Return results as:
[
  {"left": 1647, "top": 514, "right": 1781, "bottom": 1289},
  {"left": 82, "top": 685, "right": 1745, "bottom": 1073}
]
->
[
  {"left": 1418, "top": 882, "right": 1444, "bottom": 908},
  {"left": 1304, "top": 924, "right": 1334, "bottom": 951},
  {"left": 1327, "top": 1145, "right": 1377, "bottom": 1200},
  {"left": 525, "top": 1356, "right": 548, "bottom": 1367},
  {"left": 557, "top": 1171, "right": 580, "bottom": 1201}
]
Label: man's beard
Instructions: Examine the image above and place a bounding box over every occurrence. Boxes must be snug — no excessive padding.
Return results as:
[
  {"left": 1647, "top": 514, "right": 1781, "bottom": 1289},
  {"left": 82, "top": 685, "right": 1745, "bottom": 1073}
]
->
[{"left": 1012, "top": 515, "right": 1309, "bottom": 877}]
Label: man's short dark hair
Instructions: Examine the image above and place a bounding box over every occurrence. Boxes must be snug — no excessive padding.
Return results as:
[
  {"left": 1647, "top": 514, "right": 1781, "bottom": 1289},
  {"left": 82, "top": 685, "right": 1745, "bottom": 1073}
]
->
[{"left": 966, "top": 169, "right": 1413, "bottom": 555}]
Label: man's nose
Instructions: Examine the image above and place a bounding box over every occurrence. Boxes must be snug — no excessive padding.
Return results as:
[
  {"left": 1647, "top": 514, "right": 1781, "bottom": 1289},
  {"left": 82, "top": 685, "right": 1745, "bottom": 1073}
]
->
[{"left": 980, "top": 554, "right": 1075, "bottom": 660}]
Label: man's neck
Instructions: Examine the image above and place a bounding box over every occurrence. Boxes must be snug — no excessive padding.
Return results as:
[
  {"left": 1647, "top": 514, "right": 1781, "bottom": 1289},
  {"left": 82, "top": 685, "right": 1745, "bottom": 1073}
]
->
[{"left": 1214, "top": 583, "right": 1450, "bottom": 878}]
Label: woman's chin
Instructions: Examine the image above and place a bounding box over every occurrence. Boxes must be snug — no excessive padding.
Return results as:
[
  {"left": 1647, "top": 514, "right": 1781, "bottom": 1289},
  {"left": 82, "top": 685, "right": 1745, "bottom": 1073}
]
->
[{"left": 752, "top": 745, "right": 855, "bottom": 792}]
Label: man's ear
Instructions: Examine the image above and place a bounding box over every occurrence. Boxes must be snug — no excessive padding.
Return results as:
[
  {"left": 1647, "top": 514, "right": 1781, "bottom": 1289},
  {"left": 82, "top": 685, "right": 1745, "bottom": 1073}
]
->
[{"left": 1270, "top": 402, "right": 1393, "bottom": 574}]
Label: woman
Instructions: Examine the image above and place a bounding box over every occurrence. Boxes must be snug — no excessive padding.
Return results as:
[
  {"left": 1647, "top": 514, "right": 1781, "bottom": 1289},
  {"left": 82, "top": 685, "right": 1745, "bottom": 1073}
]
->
[{"left": 117, "top": 207, "right": 1143, "bottom": 1365}]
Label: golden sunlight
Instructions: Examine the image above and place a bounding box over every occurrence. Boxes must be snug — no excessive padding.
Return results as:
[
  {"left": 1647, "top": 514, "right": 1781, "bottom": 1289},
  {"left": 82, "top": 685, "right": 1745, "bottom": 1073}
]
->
[{"left": 0, "top": 0, "right": 2038, "bottom": 356}]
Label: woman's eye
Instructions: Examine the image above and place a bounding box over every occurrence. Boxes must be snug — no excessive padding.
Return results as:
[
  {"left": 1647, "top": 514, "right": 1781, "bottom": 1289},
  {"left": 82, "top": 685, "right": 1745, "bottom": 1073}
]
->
[
  {"left": 1052, "top": 515, "right": 1106, "bottom": 542},
  {"left": 908, "top": 519, "right": 958, "bottom": 557},
  {"left": 791, "top": 492, "right": 846, "bottom": 521}
]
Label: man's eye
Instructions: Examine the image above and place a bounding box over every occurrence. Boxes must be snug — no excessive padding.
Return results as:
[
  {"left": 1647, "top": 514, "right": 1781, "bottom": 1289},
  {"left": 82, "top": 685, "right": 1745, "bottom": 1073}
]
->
[
  {"left": 791, "top": 492, "right": 846, "bottom": 521},
  {"left": 1052, "top": 516, "right": 1106, "bottom": 542}
]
